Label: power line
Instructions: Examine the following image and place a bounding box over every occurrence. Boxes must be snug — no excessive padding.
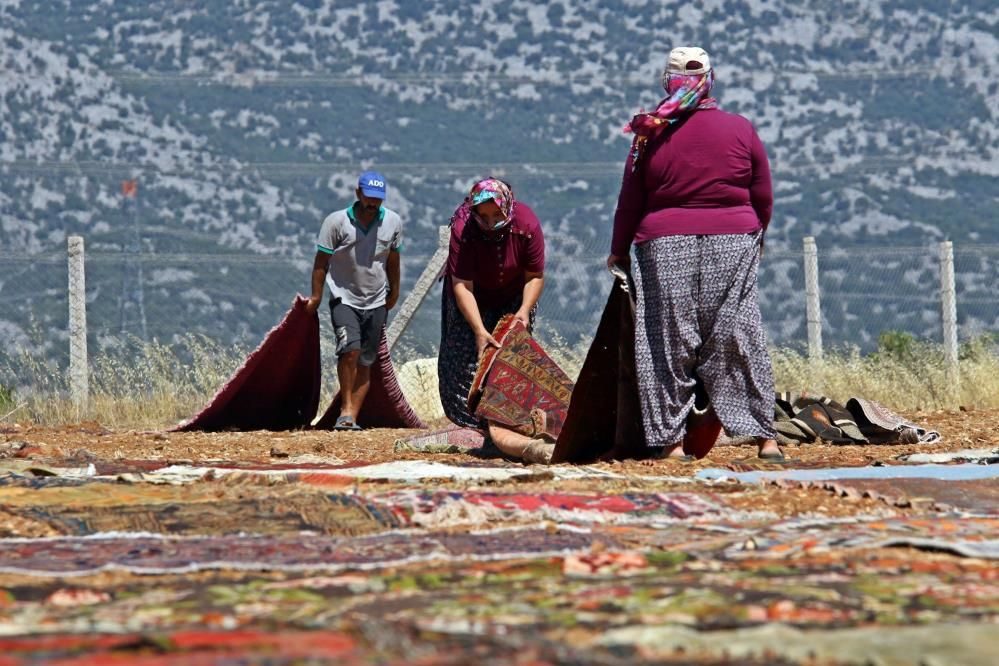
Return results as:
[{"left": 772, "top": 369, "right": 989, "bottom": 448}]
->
[
  {"left": 100, "top": 67, "right": 941, "bottom": 88},
  {"left": 0, "top": 155, "right": 958, "bottom": 179}
]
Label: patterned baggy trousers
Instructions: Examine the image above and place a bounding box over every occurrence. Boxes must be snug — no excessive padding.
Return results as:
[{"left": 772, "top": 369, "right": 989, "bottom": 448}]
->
[{"left": 633, "top": 232, "right": 777, "bottom": 448}]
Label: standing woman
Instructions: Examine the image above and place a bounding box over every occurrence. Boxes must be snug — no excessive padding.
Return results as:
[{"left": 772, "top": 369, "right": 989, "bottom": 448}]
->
[
  {"left": 439, "top": 178, "right": 545, "bottom": 429},
  {"left": 608, "top": 46, "right": 782, "bottom": 461}
]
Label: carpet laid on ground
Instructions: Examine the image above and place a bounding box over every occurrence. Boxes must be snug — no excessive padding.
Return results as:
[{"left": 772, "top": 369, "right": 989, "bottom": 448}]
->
[
  {"left": 0, "top": 449, "right": 996, "bottom": 664},
  {"left": 393, "top": 424, "right": 486, "bottom": 453}
]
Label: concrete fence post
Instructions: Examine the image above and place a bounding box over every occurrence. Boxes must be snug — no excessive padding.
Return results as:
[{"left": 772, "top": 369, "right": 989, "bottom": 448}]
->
[
  {"left": 803, "top": 236, "right": 822, "bottom": 361},
  {"left": 67, "top": 235, "right": 89, "bottom": 410},
  {"left": 386, "top": 225, "right": 450, "bottom": 351},
  {"left": 939, "top": 240, "right": 959, "bottom": 395}
]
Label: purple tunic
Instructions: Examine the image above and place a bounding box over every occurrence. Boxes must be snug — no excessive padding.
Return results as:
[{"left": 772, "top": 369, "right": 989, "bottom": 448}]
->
[
  {"left": 611, "top": 108, "right": 773, "bottom": 257},
  {"left": 448, "top": 202, "right": 545, "bottom": 309}
]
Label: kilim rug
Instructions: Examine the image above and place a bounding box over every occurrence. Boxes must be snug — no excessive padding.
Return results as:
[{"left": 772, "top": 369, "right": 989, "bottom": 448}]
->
[
  {"left": 774, "top": 476, "right": 999, "bottom": 515},
  {"left": 468, "top": 314, "right": 574, "bottom": 441},
  {"left": 314, "top": 332, "right": 426, "bottom": 430},
  {"left": 0, "top": 630, "right": 362, "bottom": 665},
  {"left": 0, "top": 527, "right": 614, "bottom": 576},
  {"left": 363, "top": 489, "right": 745, "bottom": 528},
  {"left": 173, "top": 295, "right": 322, "bottom": 432},
  {"left": 393, "top": 424, "right": 486, "bottom": 453},
  {"left": 2, "top": 493, "right": 399, "bottom": 537}
]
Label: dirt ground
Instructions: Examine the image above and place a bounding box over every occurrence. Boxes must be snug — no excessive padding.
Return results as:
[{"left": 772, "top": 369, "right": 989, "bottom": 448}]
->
[
  {"left": 2, "top": 407, "right": 996, "bottom": 519},
  {"left": 2, "top": 405, "right": 994, "bottom": 467}
]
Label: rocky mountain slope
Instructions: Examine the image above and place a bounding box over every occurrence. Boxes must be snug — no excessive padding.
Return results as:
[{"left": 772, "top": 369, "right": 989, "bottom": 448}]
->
[{"left": 1, "top": 0, "right": 997, "bottom": 357}]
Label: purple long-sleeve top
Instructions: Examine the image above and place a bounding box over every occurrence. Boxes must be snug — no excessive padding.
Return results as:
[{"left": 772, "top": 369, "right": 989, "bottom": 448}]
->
[{"left": 610, "top": 108, "right": 773, "bottom": 257}]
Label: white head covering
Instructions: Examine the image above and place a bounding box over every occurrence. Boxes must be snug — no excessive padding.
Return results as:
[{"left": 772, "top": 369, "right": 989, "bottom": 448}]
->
[{"left": 666, "top": 46, "right": 711, "bottom": 75}]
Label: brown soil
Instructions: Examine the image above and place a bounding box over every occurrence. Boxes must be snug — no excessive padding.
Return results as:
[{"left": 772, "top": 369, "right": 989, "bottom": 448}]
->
[
  {"left": 2, "top": 406, "right": 994, "bottom": 466},
  {"left": 2, "top": 407, "right": 995, "bottom": 521}
]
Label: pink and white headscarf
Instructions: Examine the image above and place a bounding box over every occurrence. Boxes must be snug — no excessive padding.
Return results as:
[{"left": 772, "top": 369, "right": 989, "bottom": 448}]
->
[
  {"left": 468, "top": 178, "right": 515, "bottom": 232},
  {"left": 623, "top": 68, "right": 717, "bottom": 171}
]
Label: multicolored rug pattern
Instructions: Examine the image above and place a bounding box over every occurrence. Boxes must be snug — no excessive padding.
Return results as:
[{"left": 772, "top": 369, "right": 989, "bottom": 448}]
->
[
  {"left": 0, "top": 455, "right": 996, "bottom": 664},
  {"left": 469, "top": 314, "right": 574, "bottom": 440}
]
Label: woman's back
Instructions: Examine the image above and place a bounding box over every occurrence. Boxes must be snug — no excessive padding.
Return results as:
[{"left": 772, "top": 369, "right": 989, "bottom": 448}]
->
[
  {"left": 643, "top": 109, "right": 759, "bottom": 210},
  {"left": 612, "top": 108, "right": 772, "bottom": 251}
]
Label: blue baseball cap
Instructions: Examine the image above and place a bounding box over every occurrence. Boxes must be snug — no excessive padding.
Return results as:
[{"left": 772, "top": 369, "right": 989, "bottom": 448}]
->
[{"left": 357, "top": 170, "right": 387, "bottom": 199}]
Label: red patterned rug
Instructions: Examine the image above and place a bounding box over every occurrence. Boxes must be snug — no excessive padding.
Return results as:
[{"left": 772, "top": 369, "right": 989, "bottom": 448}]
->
[
  {"left": 314, "top": 333, "right": 426, "bottom": 430},
  {"left": 176, "top": 296, "right": 424, "bottom": 432},
  {"left": 174, "top": 296, "right": 321, "bottom": 432},
  {"left": 468, "top": 315, "right": 574, "bottom": 441}
]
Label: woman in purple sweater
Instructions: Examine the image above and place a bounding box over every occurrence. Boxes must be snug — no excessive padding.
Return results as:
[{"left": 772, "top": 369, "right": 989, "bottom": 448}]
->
[{"left": 607, "top": 46, "right": 782, "bottom": 461}]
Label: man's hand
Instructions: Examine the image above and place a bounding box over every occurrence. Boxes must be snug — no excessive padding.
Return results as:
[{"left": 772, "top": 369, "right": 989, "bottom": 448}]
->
[
  {"left": 305, "top": 295, "right": 322, "bottom": 314},
  {"left": 385, "top": 289, "right": 399, "bottom": 310},
  {"left": 475, "top": 329, "right": 501, "bottom": 357}
]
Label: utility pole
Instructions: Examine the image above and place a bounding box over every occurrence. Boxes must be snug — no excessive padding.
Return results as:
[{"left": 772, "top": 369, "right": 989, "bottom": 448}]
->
[{"left": 118, "top": 178, "right": 148, "bottom": 341}]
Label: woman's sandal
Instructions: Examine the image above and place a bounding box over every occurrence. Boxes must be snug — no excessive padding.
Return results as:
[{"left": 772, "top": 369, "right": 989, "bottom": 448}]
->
[
  {"left": 652, "top": 443, "right": 694, "bottom": 462},
  {"left": 522, "top": 440, "right": 554, "bottom": 465},
  {"left": 757, "top": 441, "right": 785, "bottom": 461}
]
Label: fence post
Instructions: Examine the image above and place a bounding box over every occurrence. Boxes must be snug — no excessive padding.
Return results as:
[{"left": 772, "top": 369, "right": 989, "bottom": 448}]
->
[
  {"left": 803, "top": 236, "right": 822, "bottom": 360},
  {"left": 67, "top": 235, "right": 89, "bottom": 410},
  {"left": 939, "top": 240, "right": 959, "bottom": 395},
  {"left": 386, "top": 225, "right": 450, "bottom": 351}
]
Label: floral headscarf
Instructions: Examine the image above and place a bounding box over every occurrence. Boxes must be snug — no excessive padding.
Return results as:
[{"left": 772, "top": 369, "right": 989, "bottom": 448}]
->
[
  {"left": 468, "top": 178, "right": 515, "bottom": 232},
  {"left": 623, "top": 69, "right": 717, "bottom": 171}
]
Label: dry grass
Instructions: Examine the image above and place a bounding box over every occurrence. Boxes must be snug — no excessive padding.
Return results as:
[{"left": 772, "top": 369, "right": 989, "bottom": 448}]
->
[
  {"left": 771, "top": 339, "right": 999, "bottom": 411},
  {"left": 0, "top": 335, "right": 249, "bottom": 429},
  {"left": 3, "top": 332, "right": 997, "bottom": 429}
]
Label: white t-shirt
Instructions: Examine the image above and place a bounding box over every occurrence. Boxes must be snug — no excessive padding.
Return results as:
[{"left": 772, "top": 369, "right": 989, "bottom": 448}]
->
[{"left": 316, "top": 205, "right": 403, "bottom": 309}]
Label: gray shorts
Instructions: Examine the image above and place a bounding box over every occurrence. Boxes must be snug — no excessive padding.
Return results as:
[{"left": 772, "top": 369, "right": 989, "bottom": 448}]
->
[{"left": 330, "top": 300, "right": 387, "bottom": 367}]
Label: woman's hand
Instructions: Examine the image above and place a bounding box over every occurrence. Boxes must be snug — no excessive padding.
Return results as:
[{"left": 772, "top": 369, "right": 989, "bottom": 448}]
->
[
  {"left": 475, "top": 329, "right": 501, "bottom": 357},
  {"left": 513, "top": 308, "right": 531, "bottom": 328},
  {"left": 606, "top": 254, "right": 630, "bottom": 271}
]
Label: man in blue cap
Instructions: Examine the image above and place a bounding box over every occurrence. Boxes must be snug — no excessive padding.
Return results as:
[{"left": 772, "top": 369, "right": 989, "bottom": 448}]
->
[{"left": 307, "top": 170, "right": 403, "bottom": 430}]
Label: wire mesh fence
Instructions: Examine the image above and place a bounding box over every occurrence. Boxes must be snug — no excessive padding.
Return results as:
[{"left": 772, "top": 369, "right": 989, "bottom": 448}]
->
[
  {"left": 1, "top": 239, "right": 998, "bottom": 425},
  {"left": 817, "top": 246, "right": 943, "bottom": 351}
]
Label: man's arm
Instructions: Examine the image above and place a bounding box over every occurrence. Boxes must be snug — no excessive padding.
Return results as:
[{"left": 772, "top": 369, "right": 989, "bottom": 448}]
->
[
  {"left": 385, "top": 249, "right": 400, "bottom": 310},
  {"left": 306, "top": 250, "right": 330, "bottom": 314},
  {"left": 453, "top": 278, "right": 500, "bottom": 356},
  {"left": 514, "top": 271, "right": 544, "bottom": 328}
]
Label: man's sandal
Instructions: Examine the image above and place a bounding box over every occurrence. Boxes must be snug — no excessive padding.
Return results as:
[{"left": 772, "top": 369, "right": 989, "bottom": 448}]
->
[{"left": 333, "top": 415, "right": 362, "bottom": 431}]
